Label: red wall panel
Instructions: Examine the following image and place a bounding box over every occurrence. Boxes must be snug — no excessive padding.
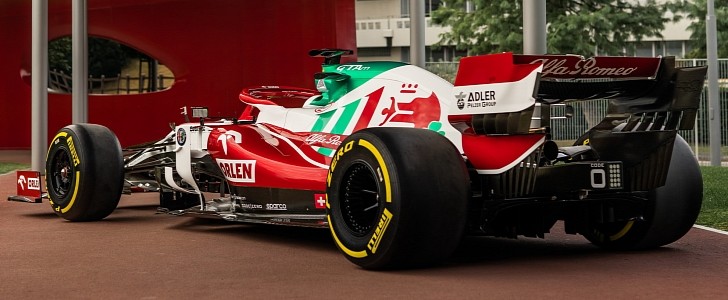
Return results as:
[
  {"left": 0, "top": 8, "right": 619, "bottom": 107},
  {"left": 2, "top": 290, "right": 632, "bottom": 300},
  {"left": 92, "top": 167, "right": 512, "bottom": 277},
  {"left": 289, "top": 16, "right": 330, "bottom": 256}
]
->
[{"left": 0, "top": 0, "right": 356, "bottom": 148}]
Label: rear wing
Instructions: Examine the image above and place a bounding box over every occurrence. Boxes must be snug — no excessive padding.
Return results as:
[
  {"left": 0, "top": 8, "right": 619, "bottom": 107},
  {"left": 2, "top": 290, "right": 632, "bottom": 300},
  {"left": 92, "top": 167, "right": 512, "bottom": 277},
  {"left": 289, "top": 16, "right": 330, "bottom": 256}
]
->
[
  {"left": 453, "top": 53, "right": 707, "bottom": 133},
  {"left": 514, "top": 54, "right": 707, "bottom": 131}
]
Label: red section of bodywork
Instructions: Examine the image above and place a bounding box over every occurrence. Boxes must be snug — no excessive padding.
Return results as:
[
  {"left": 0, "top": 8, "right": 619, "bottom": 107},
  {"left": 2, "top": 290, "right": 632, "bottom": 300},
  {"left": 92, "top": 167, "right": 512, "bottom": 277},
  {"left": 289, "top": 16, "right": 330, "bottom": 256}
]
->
[
  {"left": 462, "top": 133, "right": 545, "bottom": 173},
  {"left": 0, "top": 0, "right": 355, "bottom": 149},
  {"left": 379, "top": 91, "right": 441, "bottom": 128},
  {"left": 454, "top": 52, "right": 541, "bottom": 86},
  {"left": 207, "top": 125, "right": 328, "bottom": 191},
  {"left": 514, "top": 54, "right": 661, "bottom": 80}
]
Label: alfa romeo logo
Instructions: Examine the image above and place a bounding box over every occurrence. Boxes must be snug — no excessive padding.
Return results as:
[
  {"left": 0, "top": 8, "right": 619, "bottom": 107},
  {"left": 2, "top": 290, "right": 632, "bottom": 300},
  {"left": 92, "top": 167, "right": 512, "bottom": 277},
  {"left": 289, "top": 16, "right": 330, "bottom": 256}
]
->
[{"left": 177, "top": 128, "right": 187, "bottom": 146}]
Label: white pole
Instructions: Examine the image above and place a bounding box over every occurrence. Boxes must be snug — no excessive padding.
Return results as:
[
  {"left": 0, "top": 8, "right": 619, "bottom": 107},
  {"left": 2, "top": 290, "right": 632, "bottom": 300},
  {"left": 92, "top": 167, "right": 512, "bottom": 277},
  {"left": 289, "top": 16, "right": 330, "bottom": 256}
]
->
[
  {"left": 72, "top": 0, "right": 88, "bottom": 123},
  {"left": 706, "top": 0, "right": 722, "bottom": 166},
  {"left": 31, "top": 0, "right": 48, "bottom": 172},
  {"left": 523, "top": 0, "right": 547, "bottom": 55},
  {"left": 409, "top": 0, "right": 426, "bottom": 67}
]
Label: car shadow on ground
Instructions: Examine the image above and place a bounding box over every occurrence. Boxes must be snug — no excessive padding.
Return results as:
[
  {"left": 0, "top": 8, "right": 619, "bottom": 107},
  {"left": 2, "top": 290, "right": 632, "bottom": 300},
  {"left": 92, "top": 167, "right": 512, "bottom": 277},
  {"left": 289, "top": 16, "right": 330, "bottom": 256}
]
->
[
  {"left": 167, "top": 216, "right": 337, "bottom": 252},
  {"left": 16, "top": 200, "right": 687, "bottom": 269}
]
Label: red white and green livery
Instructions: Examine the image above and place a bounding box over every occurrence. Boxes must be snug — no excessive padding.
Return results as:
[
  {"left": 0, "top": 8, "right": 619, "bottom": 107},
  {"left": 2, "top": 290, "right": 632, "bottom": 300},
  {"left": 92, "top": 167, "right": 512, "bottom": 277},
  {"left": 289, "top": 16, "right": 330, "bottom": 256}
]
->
[{"left": 42, "top": 49, "right": 707, "bottom": 269}]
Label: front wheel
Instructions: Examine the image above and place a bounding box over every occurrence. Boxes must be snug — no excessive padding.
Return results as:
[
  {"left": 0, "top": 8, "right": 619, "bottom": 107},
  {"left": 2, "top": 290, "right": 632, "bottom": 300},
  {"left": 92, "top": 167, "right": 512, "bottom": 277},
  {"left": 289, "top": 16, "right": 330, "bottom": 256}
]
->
[
  {"left": 584, "top": 135, "right": 703, "bottom": 249},
  {"left": 46, "top": 124, "right": 124, "bottom": 221},
  {"left": 326, "top": 128, "right": 469, "bottom": 269}
]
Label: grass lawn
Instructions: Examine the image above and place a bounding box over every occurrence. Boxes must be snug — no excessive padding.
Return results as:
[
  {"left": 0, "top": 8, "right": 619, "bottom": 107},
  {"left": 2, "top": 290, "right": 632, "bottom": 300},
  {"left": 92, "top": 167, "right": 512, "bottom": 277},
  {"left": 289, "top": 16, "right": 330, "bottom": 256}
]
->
[
  {"left": 697, "top": 166, "right": 728, "bottom": 231},
  {"left": 0, "top": 163, "right": 29, "bottom": 175},
  {"left": 0, "top": 163, "right": 725, "bottom": 230}
]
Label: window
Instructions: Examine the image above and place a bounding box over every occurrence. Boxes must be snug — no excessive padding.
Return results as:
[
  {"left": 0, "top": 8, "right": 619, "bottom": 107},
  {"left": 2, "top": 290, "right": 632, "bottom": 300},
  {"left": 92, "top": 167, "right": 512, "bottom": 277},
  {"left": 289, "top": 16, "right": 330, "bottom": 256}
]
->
[
  {"left": 358, "top": 47, "right": 392, "bottom": 57},
  {"left": 401, "top": 0, "right": 443, "bottom": 17},
  {"left": 634, "top": 42, "right": 654, "bottom": 57},
  {"left": 48, "top": 36, "right": 175, "bottom": 94},
  {"left": 666, "top": 41, "right": 684, "bottom": 57}
]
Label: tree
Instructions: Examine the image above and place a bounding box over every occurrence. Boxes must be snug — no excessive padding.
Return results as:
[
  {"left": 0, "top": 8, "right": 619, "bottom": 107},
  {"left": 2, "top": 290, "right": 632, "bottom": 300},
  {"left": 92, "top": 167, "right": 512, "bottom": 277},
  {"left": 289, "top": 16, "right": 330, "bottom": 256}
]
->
[
  {"left": 431, "top": 0, "right": 674, "bottom": 56},
  {"left": 670, "top": 0, "right": 728, "bottom": 58},
  {"left": 49, "top": 37, "right": 72, "bottom": 74},
  {"left": 48, "top": 36, "right": 130, "bottom": 78}
]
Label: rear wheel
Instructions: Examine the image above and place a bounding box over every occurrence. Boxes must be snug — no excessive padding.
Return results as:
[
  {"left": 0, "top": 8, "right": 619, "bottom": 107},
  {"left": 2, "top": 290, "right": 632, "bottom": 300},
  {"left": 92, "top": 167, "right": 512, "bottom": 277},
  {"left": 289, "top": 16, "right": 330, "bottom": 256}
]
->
[
  {"left": 46, "top": 124, "right": 124, "bottom": 221},
  {"left": 584, "top": 135, "right": 703, "bottom": 249},
  {"left": 326, "top": 128, "right": 469, "bottom": 269}
]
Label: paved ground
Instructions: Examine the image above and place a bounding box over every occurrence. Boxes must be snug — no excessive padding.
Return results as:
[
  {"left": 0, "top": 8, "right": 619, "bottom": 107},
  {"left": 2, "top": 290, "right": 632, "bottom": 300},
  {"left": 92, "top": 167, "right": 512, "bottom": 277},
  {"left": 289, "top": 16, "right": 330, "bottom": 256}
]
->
[{"left": 1, "top": 150, "right": 728, "bottom": 299}]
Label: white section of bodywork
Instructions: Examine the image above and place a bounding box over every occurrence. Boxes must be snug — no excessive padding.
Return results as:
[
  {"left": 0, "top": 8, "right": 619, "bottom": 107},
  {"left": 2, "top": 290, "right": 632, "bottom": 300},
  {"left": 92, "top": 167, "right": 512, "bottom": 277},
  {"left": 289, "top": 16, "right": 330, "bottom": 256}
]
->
[{"left": 451, "top": 65, "right": 543, "bottom": 115}]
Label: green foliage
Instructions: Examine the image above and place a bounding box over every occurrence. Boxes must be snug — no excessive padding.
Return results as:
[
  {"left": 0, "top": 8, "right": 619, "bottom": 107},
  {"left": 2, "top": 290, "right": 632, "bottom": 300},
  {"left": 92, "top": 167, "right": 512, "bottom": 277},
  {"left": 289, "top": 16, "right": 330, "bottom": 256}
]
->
[
  {"left": 431, "top": 0, "right": 672, "bottom": 56},
  {"left": 48, "top": 37, "right": 131, "bottom": 77},
  {"left": 670, "top": 0, "right": 728, "bottom": 58},
  {"left": 697, "top": 166, "right": 728, "bottom": 230}
]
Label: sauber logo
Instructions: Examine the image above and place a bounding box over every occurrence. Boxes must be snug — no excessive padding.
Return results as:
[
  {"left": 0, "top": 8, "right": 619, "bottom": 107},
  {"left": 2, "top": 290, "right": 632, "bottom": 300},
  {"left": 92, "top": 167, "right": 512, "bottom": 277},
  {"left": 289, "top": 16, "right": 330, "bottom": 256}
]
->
[{"left": 217, "top": 159, "right": 256, "bottom": 183}]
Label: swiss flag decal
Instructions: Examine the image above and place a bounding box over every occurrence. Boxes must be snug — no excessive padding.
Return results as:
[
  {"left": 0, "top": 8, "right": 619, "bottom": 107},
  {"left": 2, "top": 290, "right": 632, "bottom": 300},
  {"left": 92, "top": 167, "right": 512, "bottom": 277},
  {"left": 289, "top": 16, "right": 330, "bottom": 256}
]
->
[{"left": 314, "top": 193, "right": 327, "bottom": 209}]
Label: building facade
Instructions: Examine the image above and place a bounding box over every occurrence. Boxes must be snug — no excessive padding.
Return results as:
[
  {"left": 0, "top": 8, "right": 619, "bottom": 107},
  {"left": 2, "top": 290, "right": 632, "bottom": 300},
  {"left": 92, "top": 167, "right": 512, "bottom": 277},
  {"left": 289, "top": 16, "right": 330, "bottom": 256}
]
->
[{"left": 355, "top": 0, "right": 695, "bottom": 61}]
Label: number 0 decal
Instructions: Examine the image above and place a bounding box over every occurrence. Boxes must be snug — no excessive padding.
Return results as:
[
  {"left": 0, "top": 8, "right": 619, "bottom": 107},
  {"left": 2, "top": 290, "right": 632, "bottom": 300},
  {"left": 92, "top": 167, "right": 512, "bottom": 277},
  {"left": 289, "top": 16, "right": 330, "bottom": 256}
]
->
[{"left": 590, "top": 169, "right": 606, "bottom": 189}]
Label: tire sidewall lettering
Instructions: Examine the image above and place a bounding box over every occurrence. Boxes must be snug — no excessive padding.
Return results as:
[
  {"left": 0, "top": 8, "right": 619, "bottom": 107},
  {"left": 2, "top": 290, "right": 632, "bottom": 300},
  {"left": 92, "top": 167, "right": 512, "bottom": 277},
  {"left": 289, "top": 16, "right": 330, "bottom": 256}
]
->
[
  {"left": 47, "top": 130, "right": 80, "bottom": 214},
  {"left": 328, "top": 136, "right": 396, "bottom": 261}
]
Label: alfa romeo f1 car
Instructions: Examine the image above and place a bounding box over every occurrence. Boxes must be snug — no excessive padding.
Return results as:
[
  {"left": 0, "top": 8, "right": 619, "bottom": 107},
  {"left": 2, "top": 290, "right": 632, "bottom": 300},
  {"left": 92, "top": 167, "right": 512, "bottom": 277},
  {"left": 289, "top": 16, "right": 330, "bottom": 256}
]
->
[{"left": 44, "top": 49, "right": 707, "bottom": 269}]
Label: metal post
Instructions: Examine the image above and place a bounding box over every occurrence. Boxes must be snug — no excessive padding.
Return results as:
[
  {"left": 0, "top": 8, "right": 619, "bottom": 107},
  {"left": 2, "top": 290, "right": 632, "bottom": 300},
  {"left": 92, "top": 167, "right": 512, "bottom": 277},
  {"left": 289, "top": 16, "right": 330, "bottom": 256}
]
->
[
  {"left": 523, "top": 0, "right": 547, "bottom": 128},
  {"left": 31, "top": 0, "right": 48, "bottom": 172},
  {"left": 72, "top": 0, "right": 88, "bottom": 123},
  {"left": 523, "top": 0, "right": 547, "bottom": 55},
  {"left": 409, "top": 0, "right": 426, "bottom": 67},
  {"left": 706, "top": 0, "right": 722, "bottom": 166}
]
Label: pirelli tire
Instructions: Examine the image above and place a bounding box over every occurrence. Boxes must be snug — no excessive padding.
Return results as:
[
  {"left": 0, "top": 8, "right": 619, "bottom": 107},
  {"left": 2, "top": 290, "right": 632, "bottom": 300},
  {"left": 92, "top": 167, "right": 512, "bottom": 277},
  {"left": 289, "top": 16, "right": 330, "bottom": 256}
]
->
[
  {"left": 45, "top": 124, "right": 124, "bottom": 221},
  {"left": 326, "top": 127, "right": 469, "bottom": 269},
  {"left": 584, "top": 135, "right": 703, "bottom": 250}
]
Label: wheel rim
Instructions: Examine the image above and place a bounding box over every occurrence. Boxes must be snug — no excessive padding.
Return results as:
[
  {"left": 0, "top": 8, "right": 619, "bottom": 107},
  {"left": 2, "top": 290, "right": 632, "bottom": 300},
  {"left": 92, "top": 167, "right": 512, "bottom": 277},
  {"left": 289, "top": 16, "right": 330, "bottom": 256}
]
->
[
  {"left": 49, "top": 148, "right": 74, "bottom": 199},
  {"left": 340, "top": 161, "right": 380, "bottom": 237}
]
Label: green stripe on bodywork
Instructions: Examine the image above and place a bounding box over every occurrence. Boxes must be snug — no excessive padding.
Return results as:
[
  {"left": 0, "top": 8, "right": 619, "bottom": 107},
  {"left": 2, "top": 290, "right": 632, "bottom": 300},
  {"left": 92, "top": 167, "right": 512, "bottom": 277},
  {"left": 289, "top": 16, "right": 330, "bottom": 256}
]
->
[
  {"left": 313, "top": 99, "right": 361, "bottom": 156},
  {"left": 310, "top": 111, "right": 335, "bottom": 132},
  {"left": 330, "top": 99, "right": 360, "bottom": 134}
]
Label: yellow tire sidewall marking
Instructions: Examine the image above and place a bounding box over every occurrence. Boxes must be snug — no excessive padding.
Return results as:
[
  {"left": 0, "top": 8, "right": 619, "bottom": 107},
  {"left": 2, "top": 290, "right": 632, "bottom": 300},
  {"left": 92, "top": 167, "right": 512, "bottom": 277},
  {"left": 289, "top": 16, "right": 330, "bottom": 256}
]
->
[
  {"left": 60, "top": 171, "right": 80, "bottom": 214},
  {"left": 48, "top": 131, "right": 80, "bottom": 213},
  {"left": 47, "top": 131, "right": 69, "bottom": 161},
  {"left": 327, "top": 136, "right": 395, "bottom": 259},
  {"left": 609, "top": 220, "right": 634, "bottom": 241},
  {"left": 328, "top": 215, "right": 368, "bottom": 258},
  {"left": 357, "top": 139, "right": 391, "bottom": 203}
]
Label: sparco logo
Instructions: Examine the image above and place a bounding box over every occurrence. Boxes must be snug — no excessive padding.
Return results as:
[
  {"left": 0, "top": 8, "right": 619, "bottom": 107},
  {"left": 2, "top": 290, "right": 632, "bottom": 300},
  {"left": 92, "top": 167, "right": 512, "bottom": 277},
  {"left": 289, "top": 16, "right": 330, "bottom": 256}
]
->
[{"left": 532, "top": 57, "right": 638, "bottom": 77}]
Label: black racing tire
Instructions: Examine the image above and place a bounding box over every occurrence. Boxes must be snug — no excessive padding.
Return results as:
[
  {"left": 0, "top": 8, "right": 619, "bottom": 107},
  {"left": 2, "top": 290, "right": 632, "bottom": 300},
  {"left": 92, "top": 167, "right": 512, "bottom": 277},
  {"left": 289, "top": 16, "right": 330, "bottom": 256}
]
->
[
  {"left": 584, "top": 135, "right": 703, "bottom": 249},
  {"left": 326, "top": 127, "right": 469, "bottom": 269},
  {"left": 45, "top": 124, "right": 124, "bottom": 221}
]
